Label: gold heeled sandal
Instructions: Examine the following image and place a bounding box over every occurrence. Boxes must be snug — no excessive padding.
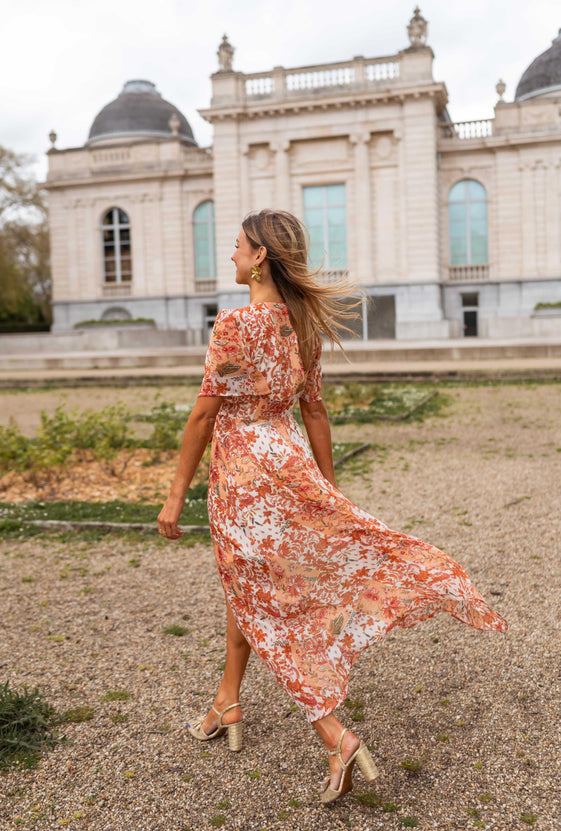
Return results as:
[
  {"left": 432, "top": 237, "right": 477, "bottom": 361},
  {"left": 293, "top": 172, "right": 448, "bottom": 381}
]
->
[
  {"left": 320, "top": 728, "right": 379, "bottom": 804},
  {"left": 187, "top": 702, "right": 243, "bottom": 752}
]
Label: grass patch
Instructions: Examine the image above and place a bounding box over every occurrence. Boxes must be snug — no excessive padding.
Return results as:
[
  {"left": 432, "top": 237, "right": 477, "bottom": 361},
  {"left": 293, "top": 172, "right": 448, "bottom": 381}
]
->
[
  {"left": 163, "top": 624, "right": 190, "bottom": 637},
  {"left": 354, "top": 792, "right": 382, "bottom": 807},
  {"left": 343, "top": 697, "right": 365, "bottom": 722},
  {"left": 0, "top": 497, "right": 208, "bottom": 526},
  {"left": 102, "top": 690, "right": 130, "bottom": 702},
  {"left": 322, "top": 382, "right": 449, "bottom": 424},
  {"left": 400, "top": 758, "right": 423, "bottom": 773},
  {"left": 399, "top": 818, "right": 419, "bottom": 828},
  {"left": 61, "top": 707, "right": 95, "bottom": 724},
  {"left": 520, "top": 813, "right": 537, "bottom": 825},
  {"left": 0, "top": 681, "right": 59, "bottom": 770}
]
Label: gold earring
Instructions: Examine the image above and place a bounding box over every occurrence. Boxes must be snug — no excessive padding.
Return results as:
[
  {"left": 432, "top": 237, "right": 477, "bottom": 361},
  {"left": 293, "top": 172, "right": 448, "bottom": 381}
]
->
[{"left": 251, "top": 263, "right": 262, "bottom": 282}]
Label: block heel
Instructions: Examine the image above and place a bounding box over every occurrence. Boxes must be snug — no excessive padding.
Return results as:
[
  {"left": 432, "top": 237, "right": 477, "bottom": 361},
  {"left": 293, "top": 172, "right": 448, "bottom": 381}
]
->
[
  {"left": 227, "top": 721, "right": 243, "bottom": 752},
  {"left": 355, "top": 743, "right": 379, "bottom": 783}
]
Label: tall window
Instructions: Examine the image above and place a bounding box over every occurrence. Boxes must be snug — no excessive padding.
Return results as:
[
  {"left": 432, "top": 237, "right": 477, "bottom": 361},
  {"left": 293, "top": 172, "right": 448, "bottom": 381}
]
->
[
  {"left": 448, "top": 180, "right": 488, "bottom": 265},
  {"left": 102, "top": 208, "right": 132, "bottom": 283},
  {"left": 303, "top": 184, "right": 347, "bottom": 269},
  {"left": 193, "top": 200, "right": 216, "bottom": 280}
]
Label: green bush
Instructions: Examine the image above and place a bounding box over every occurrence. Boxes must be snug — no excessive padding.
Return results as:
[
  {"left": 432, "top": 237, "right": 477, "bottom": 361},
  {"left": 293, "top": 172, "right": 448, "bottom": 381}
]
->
[{"left": 0, "top": 680, "right": 59, "bottom": 769}]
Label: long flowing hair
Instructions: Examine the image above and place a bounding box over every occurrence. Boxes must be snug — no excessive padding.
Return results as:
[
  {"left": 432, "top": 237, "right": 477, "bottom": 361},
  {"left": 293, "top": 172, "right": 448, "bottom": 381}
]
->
[{"left": 242, "top": 209, "right": 360, "bottom": 370}]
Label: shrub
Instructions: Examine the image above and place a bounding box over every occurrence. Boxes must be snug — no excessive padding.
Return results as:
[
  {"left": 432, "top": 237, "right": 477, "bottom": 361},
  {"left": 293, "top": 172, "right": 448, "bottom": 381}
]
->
[{"left": 0, "top": 681, "right": 59, "bottom": 769}]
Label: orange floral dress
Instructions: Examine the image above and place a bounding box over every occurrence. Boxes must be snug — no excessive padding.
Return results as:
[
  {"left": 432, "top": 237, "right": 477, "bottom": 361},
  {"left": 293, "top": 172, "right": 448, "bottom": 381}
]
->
[{"left": 199, "top": 302, "right": 507, "bottom": 723}]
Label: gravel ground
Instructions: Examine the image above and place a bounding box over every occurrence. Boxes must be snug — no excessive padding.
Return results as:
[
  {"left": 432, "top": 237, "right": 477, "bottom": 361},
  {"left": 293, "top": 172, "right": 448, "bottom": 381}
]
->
[{"left": 1, "top": 383, "right": 561, "bottom": 830}]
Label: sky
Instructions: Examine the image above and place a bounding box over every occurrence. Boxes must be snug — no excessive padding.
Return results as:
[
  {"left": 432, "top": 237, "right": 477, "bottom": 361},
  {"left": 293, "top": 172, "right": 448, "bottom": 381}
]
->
[{"left": 1, "top": 0, "right": 559, "bottom": 182}]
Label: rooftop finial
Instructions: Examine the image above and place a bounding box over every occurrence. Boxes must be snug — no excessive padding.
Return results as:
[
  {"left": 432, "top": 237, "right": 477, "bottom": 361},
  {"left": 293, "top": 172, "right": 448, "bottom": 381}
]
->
[
  {"left": 407, "top": 6, "right": 428, "bottom": 48},
  {"left": 495, "top": 79, "right": 506, "bottom": 102},
  {"left": 49, "top": 129, "right": 57, "bottom": 149},
  {"left": 217, "top": 34, "right": 235, "bottom": 72}
]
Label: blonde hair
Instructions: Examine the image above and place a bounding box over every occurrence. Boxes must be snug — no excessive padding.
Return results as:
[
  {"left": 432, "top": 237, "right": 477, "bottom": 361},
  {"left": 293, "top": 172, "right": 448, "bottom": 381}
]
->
[{"left": 242, "top": 209, "right": 360, "bottom": 370}]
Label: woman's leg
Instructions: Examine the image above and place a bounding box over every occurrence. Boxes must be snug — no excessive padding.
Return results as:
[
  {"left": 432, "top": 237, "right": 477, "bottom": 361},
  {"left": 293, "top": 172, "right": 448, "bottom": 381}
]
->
[
  {"left": 200, "top": 595, "right": 251, "bottom": 733},
  {"left": 313, "top": 713, "right": 361, "bottom": 788}
]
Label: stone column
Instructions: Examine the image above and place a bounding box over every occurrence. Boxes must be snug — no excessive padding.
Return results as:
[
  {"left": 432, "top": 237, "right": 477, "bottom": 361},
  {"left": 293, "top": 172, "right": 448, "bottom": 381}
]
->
[
  {"left": 350, "top": 131, "right": 372, "bottom": 283},
  {"left": 240, "top": 144, "right": 250, "bottom": 216},
  {"left": 272, "top": 139, "right": 291, "bottom": 210}
]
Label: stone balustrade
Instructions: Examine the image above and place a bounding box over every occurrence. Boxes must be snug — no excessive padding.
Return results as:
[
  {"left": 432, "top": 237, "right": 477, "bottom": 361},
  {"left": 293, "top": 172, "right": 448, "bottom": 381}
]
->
[
  {"left": 243, "top": 55, "right": 401, "bottom": 103},
  {"left": 439, "top": 120, "right": 493, "bottom": 140},
  {"left": 447, "top": 264, "right": 489, "bottom": 281}
]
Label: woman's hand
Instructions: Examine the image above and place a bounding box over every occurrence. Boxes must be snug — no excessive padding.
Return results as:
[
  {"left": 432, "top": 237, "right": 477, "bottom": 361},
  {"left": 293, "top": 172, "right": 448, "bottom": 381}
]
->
[
  {"left": 156, "top": 395, "right": 223, "bottom": 541},
  {"left": 157, "top": 494, "right": 185, "bottom": 540}
]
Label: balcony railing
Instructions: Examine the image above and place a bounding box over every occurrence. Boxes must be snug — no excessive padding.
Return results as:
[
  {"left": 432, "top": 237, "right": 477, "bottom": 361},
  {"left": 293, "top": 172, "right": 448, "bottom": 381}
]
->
[
  {"left": 447, "top": 264, "right": 489, "bottom": 282},
  {"left": 102, "top": 282, "right": 132, "bottom": 297},
  {"left": 439, "top": 120, "right": 493, "bottom": 140},
  {"left": 194, "top": 279, "right": 217, "bottom": 293},
  {"left": 244, "top": 55, "right": 400, "bottom": 102}
]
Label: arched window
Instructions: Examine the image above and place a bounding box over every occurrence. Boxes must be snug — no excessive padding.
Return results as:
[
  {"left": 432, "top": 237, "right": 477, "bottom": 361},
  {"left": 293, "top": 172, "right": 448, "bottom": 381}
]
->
[
  {"left": 448, "top": 180, "right": 488, "bottom": 265},
  {"left": 193, "top": 200, "right": 216, "bottom": 281},
  {"left": 102, "top": 208, "right": 132, "bottom": 283}
]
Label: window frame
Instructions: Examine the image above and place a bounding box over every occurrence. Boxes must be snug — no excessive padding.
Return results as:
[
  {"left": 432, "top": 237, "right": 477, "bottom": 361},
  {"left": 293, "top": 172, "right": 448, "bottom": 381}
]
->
[
  {"left": 302, "top": 183, "right": 348, "bottom": 270},
  {"left": 101, "top": 207, "right": 132, "bottom": 284},
  {"left": 447, "top": 179, "right": 488, "bottom": 266},
  {"left": 193, "top": 199, "right": 217, "bottom": 281}
]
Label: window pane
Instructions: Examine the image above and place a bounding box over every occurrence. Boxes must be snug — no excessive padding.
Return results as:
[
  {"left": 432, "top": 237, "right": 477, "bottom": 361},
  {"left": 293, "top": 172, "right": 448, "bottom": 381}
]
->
[
  {"left": 303, "top": 187, "right": 323, "bottom": 208},
  {"left": 449, "top": 181, "right": 466, "bottom": 202},
  {"left": 308, "top": 243, "right": 325, "bottom": 269},
  {"left": 326, "top": 183, "right": 346, "bottom": 205},
  {"left": 470, "top": 237, "right": 488, "bottom": 263},
  {"left": 327, "top": 205, "right": 346, "bottom": 226},
  {"left": 448, "top": 203, "right": 465, "bottom": 223},
  {"left": 468, "top": 180, "right": 486, "bottom": 200},
  {"left": 450, "top": 239, "right": 467, "bottom": 265},
  {"left": 103, "top": 229, "right": 114, "bottom": 242},
  {"left": 120, "top": 229, "right": 130, "bottom": 242},
  {"left": 469, "top": 202, "right": 487, "bottom": 221},
  {"left": 118, "top": 210, "right": 129, "bottom": 224},
  {"left": 328, "top": 241, "right": 347, "bottom": 268}
]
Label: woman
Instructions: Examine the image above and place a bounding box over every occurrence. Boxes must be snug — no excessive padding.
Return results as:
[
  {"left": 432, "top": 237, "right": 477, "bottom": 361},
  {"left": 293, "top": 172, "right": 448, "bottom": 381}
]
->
[{"left": 157, "top": 209, "right": 507, "bottom": 803}]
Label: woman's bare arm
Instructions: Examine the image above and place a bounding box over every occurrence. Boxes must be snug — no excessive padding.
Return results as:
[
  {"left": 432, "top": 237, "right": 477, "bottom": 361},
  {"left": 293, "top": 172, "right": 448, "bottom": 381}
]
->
[
  {"left": 157, "top": 395, "right": 223, "bottom": 539},
  {"left": 299, "top": 398, "right": 337, "bottom": 487}
]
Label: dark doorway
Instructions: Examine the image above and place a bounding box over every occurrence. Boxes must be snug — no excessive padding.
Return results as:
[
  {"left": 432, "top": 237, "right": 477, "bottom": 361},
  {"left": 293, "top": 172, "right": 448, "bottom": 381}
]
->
[
  {"left": 461, "top": 293, "right": 479, "bottom": 337},
  {"left": 368, "top": 295, "right": 396, "bottom": 339},
  {"left": 204, "top": 304, "right": 218, "bottom": 343}
]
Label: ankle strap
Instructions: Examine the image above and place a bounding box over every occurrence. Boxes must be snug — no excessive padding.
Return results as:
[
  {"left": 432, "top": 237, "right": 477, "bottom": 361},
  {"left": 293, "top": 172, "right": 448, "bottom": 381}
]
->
[
  {"left": 211, "top": 702, "right": 241, "bottom": 717},
  {"left": 327, "top": 728, "right": 347, "bottom": 757}
]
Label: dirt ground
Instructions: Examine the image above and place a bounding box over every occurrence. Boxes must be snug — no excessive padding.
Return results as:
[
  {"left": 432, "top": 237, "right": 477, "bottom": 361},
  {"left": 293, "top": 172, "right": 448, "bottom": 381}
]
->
[{"left": 1, "top": 382, "right": 561, "bottom": 830}]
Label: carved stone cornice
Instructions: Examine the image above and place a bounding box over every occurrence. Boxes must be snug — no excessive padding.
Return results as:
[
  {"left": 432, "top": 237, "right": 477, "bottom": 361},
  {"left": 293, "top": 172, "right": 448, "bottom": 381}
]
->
[{"left": 199, "top": 82, "right": 448, "bottom": 124}]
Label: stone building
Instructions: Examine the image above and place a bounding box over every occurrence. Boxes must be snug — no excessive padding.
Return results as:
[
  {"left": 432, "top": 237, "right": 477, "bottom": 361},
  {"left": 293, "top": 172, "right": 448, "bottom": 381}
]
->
[{"left": 45, "top": 9, "right": 561, "bottom": 341}]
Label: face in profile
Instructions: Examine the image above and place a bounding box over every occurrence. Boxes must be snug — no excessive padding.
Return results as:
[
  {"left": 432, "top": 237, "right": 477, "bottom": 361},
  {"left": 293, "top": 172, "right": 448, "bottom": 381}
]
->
[{"left": 231, "top": 228, "right": 257, "bottom": 285}]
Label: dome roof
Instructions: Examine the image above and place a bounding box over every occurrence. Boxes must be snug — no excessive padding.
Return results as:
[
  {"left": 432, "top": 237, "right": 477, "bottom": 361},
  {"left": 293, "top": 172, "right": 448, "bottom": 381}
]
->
[
  {"left": 515, "top": 30, "right": 561, "bottom": 101},
  {"left": 87, "top": 80, "right": 196, "bottom": 145}
]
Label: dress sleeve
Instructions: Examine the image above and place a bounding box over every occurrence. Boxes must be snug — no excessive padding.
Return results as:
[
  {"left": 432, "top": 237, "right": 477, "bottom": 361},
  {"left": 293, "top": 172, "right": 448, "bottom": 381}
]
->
[
  {"left": 300, "top": 341, "right": 323, "bottom": 403},
  {"left": 198, "top": 310, "right": 270, "bottom": 398}
]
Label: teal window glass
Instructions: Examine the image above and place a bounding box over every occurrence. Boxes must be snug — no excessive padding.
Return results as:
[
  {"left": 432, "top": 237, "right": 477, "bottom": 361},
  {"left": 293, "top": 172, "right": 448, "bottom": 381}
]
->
[
  {"left": 303, "top": 184, "right": 347, "bottom": 269},
  {"left": 102, "top": 207, "right": 132, "bottom": 283},
  {"left": 448, "top": 180, "right": 488, "bottom": 265},
  {"left": 193, "top": 200, "right": 216, "bottom": 280}
]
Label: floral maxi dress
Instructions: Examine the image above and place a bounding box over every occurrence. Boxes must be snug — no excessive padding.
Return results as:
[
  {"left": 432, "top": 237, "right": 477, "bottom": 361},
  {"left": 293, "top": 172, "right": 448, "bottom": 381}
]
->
[{"left": 199, "top": 302, "right": 507, "bottom": 723}]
